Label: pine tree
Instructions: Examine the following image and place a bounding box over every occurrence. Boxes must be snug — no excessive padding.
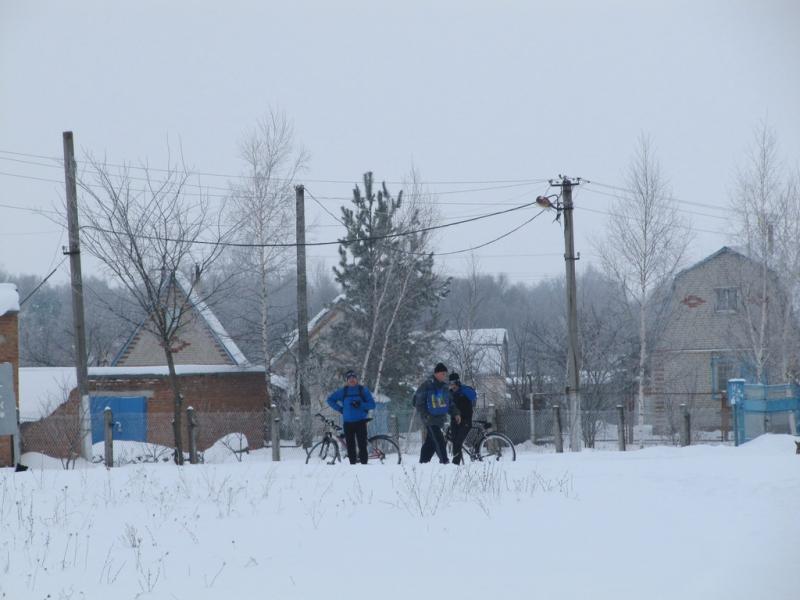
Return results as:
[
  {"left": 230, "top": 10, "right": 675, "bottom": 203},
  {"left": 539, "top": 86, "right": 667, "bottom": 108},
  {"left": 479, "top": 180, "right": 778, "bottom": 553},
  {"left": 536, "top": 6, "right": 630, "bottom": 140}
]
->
[{"left": 332, "top": 172, "right": 447, "bottom": 401}]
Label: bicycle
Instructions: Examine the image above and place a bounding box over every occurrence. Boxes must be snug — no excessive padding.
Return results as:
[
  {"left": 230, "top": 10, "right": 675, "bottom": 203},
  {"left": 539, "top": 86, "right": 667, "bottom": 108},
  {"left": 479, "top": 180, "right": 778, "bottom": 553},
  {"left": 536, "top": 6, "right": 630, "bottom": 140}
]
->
[
  {"left": 305, "top": 413, "right": 402, "bottom": 464},
  {"left": 445, "top": 419, "right": 516, "bottom": 462}
]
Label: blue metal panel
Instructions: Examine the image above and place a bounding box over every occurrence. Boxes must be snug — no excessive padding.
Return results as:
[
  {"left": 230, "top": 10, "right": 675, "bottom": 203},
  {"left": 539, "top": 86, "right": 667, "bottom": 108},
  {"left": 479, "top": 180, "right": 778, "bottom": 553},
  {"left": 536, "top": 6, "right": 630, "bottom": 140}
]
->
[{"left": 90, "top": 396, "right": 147, "bottom": 443}]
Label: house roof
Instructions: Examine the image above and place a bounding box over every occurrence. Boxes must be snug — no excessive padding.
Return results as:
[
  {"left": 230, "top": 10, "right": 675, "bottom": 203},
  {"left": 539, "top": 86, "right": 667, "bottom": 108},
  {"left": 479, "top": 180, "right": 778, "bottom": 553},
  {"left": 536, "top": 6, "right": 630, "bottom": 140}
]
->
[
  {"left": 175, "top": 273, "right": 249, "bottom": 366},
  {"left": 112, "top": 272, "right": 249, "bottom": 367},
  {"left": 442, "top": 328, "right": 507, "bottom": 346},
  {"left": 0, "top": 283, "right": 19, "bottom": 316},
  {"left": 271, "top": 293, "right": 346, "bottom": 366},
  {"left": 673, "top": 246, "right": 750, "bottom": 282}
]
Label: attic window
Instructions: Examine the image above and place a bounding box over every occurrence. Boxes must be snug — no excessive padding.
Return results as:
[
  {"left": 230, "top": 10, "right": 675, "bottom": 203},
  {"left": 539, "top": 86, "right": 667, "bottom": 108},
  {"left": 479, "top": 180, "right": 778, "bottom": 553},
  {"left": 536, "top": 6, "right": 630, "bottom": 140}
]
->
[{"left": 715, "top": 288, "right": 738, "bottom": 313}]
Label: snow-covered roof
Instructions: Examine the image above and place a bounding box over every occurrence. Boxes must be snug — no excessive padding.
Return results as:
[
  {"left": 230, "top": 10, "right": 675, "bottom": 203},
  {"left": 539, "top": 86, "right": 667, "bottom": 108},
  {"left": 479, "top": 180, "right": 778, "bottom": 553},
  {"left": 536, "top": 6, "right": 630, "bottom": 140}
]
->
[
  {"left": 175, "top": 273, "right": 249, "bottom": 366},
  {"left": 0, "top": 283, "right": 20, "bottom": 316},
  {"left": 19, "top": 364, "right": 268, "bottom": 420},
  {"left": 442, "top": 328, "right": 507, "bottom": 346},
  {"left": 272, "top": 293, "right": 346, "bottom": 366},
  {"left": 270, "top": 373, "right": 290, "bottom": 391}
]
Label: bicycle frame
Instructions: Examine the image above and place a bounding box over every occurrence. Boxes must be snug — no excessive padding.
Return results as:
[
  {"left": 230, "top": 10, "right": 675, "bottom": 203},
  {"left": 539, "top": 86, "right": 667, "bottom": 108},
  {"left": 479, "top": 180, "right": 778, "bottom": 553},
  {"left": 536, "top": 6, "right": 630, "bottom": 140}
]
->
[{"left": 312, "top": 413, "right": 394, "bottom": 462}]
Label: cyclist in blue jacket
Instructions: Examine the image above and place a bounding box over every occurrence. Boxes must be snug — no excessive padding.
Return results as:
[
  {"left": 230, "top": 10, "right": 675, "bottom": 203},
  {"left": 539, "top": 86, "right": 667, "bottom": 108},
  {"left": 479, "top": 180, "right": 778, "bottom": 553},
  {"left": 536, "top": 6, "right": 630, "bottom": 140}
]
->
[
  {"left": 413, "top": 362, "right": 460, "bottom": 464},
  {"left": 448, "top": 372, "right": 477, "bottom": 464},
  {"left": 326, "top": 370, "right": 376, "bottom": 464}
]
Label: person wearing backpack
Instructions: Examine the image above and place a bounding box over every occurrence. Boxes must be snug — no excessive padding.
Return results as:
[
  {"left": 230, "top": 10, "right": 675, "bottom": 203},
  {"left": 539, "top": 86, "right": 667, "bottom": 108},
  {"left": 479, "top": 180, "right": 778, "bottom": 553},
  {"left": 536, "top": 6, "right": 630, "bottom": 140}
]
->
[
  {"left": 326, "top": 370, "right": 376, "bottom": 464},
  {"left": 448, "top": 372, "right": 477, "bottom": 465},
  {"left": 413, "top": 362, "right": 460, "bottom": 464}
]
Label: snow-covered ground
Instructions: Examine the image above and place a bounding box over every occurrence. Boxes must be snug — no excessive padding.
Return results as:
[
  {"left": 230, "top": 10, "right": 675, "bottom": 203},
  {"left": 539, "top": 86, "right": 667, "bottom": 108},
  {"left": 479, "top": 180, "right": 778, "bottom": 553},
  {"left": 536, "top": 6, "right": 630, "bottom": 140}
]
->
[{"left": 2, "top": 435, "right": 798, "bottom": 600}]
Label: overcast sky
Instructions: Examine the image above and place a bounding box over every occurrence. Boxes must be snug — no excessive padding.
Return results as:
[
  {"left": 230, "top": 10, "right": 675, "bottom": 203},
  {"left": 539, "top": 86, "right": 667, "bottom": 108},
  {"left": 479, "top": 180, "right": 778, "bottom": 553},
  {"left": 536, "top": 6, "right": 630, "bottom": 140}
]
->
[{"left": 1, "top": 0, "right": 798, "bottom": 289}]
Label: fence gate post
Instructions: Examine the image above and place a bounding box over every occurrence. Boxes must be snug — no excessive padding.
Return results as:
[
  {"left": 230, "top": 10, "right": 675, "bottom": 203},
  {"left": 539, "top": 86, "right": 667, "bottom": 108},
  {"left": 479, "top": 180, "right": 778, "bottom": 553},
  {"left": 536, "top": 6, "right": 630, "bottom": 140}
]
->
[
  {"left": 271, "top": 404, "right": 281, "bottom": 462},
  {"left": 187, "top": 406, "right": 198, "bottom": 464},
  {"left": 103, "top": 407, "right": 113, "bottom": 468},
  {"left": 389, "top": 413, "right": 399, "bottom": 446},
  {"left": 617, "top": 404, "right": 626, "bottom": 451},
  {"left": 529, "top": 394, "right": 536, "bottom": 445},
  {"left": 553, "top": 404, "right": 564, "bottom": 453},
  {"left": 680, "top": 403, "right": 691, "bottom": 447},
  {"left": 490, "top": 403, "right": 498, "bottom": 433}
]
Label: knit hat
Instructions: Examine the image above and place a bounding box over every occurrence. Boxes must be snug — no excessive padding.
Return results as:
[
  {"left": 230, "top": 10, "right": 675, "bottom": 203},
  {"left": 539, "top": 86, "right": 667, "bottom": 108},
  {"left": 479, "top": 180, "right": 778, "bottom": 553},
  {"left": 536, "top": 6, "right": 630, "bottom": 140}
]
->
[
  {"left": 449, "top": 372, "right": 460, "bottom": 383},
  {"left": 344, "top": 369, "right": 358, "bottom": 380},
  {"left": 433, "top": 362, "right": 448, "bottom": 374}
]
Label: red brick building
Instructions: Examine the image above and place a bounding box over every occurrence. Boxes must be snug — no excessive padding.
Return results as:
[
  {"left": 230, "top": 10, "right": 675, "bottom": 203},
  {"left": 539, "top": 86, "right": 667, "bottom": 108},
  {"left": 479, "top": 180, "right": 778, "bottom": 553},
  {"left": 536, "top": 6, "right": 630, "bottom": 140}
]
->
[{"left": 18, "top": 275, "right": 273, "bottom": 462}]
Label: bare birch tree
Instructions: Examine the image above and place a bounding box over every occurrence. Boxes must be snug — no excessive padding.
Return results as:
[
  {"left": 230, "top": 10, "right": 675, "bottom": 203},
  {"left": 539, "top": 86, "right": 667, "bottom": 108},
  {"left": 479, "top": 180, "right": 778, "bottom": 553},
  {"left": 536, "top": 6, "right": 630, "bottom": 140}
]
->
[
  {"left": 446, "top": 255, "right": 490, "bottom": 385},
  {"left": 228, "top": 109, "right": 306, "bottom": 439},
  {"left": 372, "top": 170, "right": 438, "bottom": 396},
  {"left": 596, "top": 134, "right": 692, "bottom": 438},
  {"left": 77, "top": 156, "right": 228, "bottom": 464},
  {"left": 729, "top": 123, "right": 800, "bottom": 380}
]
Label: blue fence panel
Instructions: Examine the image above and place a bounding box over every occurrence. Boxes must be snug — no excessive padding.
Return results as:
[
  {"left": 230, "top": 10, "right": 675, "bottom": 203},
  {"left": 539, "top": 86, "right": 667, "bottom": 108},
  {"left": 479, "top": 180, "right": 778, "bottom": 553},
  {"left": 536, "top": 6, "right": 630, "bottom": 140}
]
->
[
  {"left": 90, "top": 396, "right": 147, "bottom": 443},
  {"left": 728, "top": 380, "right": 800, "bottom": 445}
]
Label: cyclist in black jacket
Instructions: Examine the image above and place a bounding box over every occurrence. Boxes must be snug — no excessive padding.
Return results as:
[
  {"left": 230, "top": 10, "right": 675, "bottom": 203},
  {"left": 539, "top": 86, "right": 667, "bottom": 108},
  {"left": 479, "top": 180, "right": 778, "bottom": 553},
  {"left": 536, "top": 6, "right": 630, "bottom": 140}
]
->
[
  {"left": 448, "top": 372, "right": 477, "bottom": 465},
  {"left": 413, "top": 362, "right": 460, "bottom": 463}
]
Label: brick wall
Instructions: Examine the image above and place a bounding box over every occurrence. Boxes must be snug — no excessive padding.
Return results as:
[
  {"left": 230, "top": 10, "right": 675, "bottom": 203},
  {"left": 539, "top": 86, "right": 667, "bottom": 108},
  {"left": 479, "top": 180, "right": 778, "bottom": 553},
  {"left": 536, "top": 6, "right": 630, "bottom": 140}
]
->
[
  {"left": 20, "top": 371, "right": 269, "bottom": 460},
  {"left": 0, "top": 312, "right": 19, "bottom": 467}
]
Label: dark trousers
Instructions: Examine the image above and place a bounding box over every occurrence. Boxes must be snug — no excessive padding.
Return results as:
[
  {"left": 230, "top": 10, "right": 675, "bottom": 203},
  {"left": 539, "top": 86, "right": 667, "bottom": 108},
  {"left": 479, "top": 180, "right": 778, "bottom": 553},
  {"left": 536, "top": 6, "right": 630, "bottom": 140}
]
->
[
  {"left": 450, "top": 420, "right": 471, "bottom": 465},
  {"left": 420, "top": 424, "right": 449, "bottom": 464},
  {"left": 344, "top": 420, "right": 369, "bottom": 464}
]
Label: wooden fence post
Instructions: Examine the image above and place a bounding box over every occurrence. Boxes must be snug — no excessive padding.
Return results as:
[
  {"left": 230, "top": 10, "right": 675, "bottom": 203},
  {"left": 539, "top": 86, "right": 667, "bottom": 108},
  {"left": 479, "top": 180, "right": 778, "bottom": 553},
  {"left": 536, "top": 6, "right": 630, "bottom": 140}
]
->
[
  {"left": 529, "top": 394, "right": 537, "bottom": 445},
  {"left": 489, "top": 403, "right": 498, "bottom": 433},
  {"left": 617, "top": 404, "right": 626, "bottom": 452},
  {"left": 187, "top": 406, "right": 198, "bottom": 464},
  {"left": 103, "top": 407, "right": 113, "bottom": 468},
  {"left": 271, "top": 404, "right": 281, "bottom": 462},
  {"left": 553, "top": 404, "right": 563, "bottom": 453},
  {"left": 680, "top": 403, "right": 691, "bottom": 447}
]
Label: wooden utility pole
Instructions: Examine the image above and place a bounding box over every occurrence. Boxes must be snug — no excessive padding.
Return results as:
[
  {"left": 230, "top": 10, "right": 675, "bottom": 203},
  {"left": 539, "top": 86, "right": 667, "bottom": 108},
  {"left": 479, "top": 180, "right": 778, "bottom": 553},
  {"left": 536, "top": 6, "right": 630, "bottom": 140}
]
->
[
  {"left": 560, "top": 177, "right": 582, "bottom": 451},
  {"left": 63, "top": 132, "right": 93, "bottom": 461},
  {"left": 295, "top": 184, "right": 311, "bottom": 447}
]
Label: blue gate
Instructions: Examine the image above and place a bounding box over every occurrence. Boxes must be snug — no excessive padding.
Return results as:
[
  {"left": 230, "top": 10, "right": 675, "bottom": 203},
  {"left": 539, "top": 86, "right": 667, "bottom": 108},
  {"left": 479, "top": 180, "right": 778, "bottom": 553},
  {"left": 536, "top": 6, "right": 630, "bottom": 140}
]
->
[
  {"left": 90, "top": 396, "right": 147, "bottom": 443},
  {"left": 727, "top": 380, "right": 800, "bottom": 445}
]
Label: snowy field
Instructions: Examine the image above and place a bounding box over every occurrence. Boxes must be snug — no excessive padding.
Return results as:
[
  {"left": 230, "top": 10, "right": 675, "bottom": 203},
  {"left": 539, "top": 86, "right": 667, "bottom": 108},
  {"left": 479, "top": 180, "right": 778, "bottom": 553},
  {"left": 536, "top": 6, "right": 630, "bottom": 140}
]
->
[{"left": 2, "top": 435, "right": 798, "bottom": 600}]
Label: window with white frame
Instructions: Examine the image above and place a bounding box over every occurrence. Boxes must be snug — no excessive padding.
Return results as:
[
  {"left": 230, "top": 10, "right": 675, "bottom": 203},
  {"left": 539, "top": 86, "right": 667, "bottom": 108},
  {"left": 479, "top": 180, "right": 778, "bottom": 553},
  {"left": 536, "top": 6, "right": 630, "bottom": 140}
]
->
[{"left": 715, "top": 287, "right": 738, "bottom": 312}]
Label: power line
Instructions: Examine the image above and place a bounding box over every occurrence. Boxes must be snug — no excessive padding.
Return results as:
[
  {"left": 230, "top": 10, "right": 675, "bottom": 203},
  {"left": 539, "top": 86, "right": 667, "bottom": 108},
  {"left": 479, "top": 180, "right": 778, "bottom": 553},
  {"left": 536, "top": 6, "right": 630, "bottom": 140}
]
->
[
  {"left": 0, "top": 163, "right": 546, "bottom": 207},
  {"left": 575, "top": 204, "right": 729, "bottom": 237},
  {"left": 583, "top": 179, "right": 730, "bottom": 214},
  {"left": 304, "top": 188, "right": 345, "bottom": 225},
  {"left": 424, "top": 209, "right": 546, "bottom": 256},
  {"left": 0, "top": 149, "right": 546, "bottom": 185},
  {"left": 18, "top": 257, "right": 68, "bottom": 306},
  {"left": 0, "top": 199, "right": 62, "bottom": 216},
  {"left": 82, "top": 199, "right": 541, "bottom": 248}
]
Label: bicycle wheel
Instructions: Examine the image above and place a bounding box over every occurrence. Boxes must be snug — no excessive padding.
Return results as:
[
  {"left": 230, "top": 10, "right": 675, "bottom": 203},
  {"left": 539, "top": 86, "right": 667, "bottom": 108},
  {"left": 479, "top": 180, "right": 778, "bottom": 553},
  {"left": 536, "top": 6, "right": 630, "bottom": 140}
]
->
[
  {"left": 305, "top": 438, "right": 341, "bottom": 465},
  {"left": 366, "top": 435, "right": 402, "bottom": 464},
  {"left": 477, "top": 432, "right": 516, "bottom": 462}
]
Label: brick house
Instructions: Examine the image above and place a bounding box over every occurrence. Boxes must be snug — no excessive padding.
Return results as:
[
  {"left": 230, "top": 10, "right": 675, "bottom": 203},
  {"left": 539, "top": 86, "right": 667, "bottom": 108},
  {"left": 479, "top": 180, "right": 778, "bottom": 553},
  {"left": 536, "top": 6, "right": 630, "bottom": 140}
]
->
[
  {"left": 645, "top": 246, "right": 795, "bottom": 433},
  {"left": 0, "top": 283, "right": 20, "bottom": 467},
  {"left": 19, "top": 275, "right": 273, "bottom": 460}
]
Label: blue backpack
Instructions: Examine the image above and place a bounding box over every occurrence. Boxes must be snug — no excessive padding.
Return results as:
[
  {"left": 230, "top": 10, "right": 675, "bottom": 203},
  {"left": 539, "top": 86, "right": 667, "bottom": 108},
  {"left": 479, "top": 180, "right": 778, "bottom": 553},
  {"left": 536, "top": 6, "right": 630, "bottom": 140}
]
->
[
  {"left": 427, "top": 388, "right": 450, "bottom": 416},
  {"left": 461, "top": 385, "right": 477, "bottom": 407}
]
